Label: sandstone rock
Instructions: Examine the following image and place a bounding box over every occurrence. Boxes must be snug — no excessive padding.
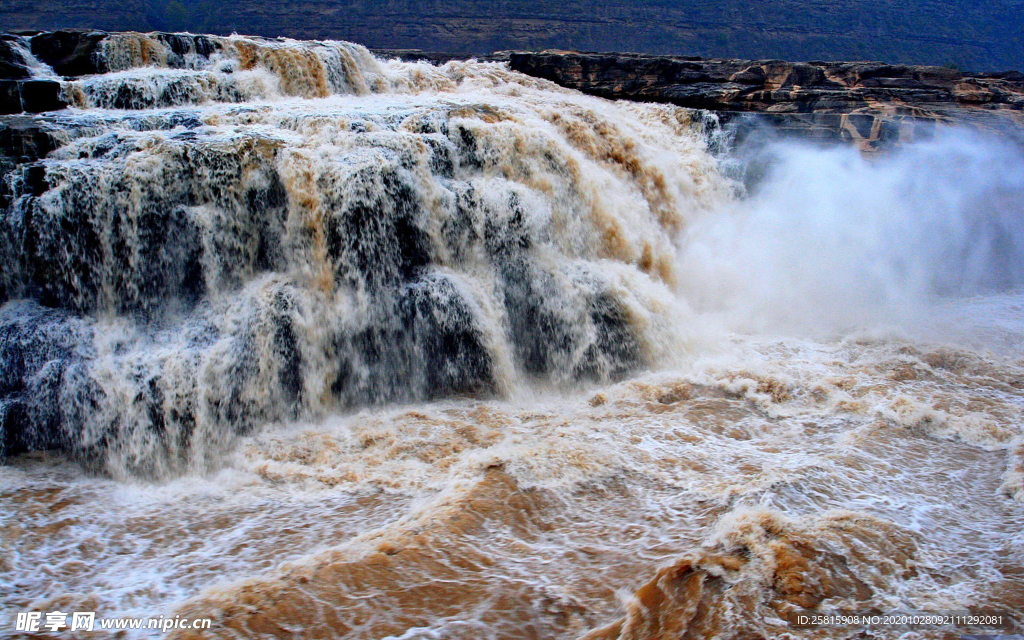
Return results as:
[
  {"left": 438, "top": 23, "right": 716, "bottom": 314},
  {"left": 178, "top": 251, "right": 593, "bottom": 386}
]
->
[{"left": 506, "top": 51, "right": 1024, "bottom": 112}]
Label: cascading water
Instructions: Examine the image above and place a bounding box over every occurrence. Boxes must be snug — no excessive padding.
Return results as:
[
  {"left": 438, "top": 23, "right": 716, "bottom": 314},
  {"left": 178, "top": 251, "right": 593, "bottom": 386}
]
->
[
  {"left": 0, "top": 32, "right": 726, "bottom": 477},
  {"left": 2, "top": 31, "right": 1023, "bottom": 640}
]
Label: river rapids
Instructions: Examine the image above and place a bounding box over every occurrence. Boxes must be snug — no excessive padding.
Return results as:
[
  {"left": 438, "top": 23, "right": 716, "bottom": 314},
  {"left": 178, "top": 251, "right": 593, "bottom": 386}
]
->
[{"left": 1, "top": 32, "right": 1023, "bottom": 640}]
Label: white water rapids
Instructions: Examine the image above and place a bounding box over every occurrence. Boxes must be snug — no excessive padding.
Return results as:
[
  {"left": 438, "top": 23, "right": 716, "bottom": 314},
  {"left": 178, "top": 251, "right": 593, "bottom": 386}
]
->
[{"left": 0, "top": 32, "right": 1022, "bottom": 640}]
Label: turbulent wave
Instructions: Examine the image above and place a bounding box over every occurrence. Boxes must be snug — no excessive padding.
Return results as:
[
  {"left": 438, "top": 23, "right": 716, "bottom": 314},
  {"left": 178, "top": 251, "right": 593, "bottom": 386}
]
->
[{"left": 1, "top": 31, "right": 1023, "bottom": 640}]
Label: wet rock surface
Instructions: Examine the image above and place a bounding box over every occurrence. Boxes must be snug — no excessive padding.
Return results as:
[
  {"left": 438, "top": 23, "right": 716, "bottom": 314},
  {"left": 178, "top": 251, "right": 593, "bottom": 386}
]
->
[
  {"left": 29, "top": 30, "right": 109, "bottom": 76},
  {"left": 0, "top": 37, "right": 31, "bottom": 79},
  {"left": 0, "top": 79, "right": 69, "bottom": 115}
]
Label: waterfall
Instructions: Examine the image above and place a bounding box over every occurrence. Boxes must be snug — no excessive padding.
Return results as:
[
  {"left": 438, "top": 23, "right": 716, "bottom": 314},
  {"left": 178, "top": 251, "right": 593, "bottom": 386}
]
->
[{"left": 0, "top": 32, "right": 730, "bottom": 477}]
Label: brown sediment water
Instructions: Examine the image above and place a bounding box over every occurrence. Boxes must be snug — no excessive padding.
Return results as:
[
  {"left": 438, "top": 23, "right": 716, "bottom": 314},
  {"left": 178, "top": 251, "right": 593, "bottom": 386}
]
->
[{"left": 1, "top": 32, "right": 1023, "bottom": 640}]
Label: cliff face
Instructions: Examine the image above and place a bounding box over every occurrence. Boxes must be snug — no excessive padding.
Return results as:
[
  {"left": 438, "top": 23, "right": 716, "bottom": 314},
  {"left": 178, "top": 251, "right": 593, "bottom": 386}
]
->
[
  {"left": 505, "top": 51, "right": 1024, "bottom": 149},
  {"left": 506, "top": 52, "right": 1024, "bottom": 113},
  {"left": 1, "top": 0, "right": 1023, "bottom": 72}
]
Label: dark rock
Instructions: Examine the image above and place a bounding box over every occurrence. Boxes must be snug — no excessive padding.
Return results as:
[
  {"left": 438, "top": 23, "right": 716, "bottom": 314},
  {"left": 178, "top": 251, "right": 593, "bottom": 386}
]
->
[
  {"left": 23, "top": 164, "right": 50, "bottom": 196},
  {"left": 330, "top": 272, "right": 496, "bottom": 407},
  {"left": 398, "top": 274, "right": 494, "bottom": 399},
  {"left": 155, "top": 32, "right": 220, "bottom": 59},
  {"left": 0, "top": 38, "right": 30, "bottom": 79},
  {"left": 0, "top": 80, "right": 22, "bottom": 115},
  {"left": 0, "top": 117, "right": 61, "bottom": 211},
  {"left": 19, "top": 80, "right": 67, "bottom": 113},
  {"left": 0, "top": 117, "right": 60, "bottom": 160},
  {"left": 30, "top": 30, "right": 109, "bottom": 76},
  {"left": 0, "top": 398, "right": 27, "bottom": 460}
]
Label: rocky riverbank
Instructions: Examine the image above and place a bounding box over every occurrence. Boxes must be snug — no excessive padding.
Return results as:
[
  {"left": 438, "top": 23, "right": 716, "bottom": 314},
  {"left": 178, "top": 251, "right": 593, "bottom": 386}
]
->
[{"left": 501, "top": 51, "right": 1024, "bottom": 149}]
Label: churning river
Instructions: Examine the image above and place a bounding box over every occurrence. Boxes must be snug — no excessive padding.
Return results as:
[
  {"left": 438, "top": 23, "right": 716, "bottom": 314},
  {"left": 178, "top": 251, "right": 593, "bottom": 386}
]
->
[{"left": 1, "top": 32, "right": 1023, "bottom": 639}]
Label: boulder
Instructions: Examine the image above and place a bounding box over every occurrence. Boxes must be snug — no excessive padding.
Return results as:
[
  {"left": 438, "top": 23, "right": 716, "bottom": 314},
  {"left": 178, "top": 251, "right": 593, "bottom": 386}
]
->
[
  {"left": 30, "top": 30, "right": 109, "bottom": 76},
  {"left": 0, "top": 116, "right": 60, "bottom": 160},
  {"left": 0, "top": 80, "right": 22, "bottom": 115},
  {"left": 0, "top": 38, "right": 30, "bottom": 79},
  {"left": 19, "top": 80, "right": 67, "bottom": 113}
]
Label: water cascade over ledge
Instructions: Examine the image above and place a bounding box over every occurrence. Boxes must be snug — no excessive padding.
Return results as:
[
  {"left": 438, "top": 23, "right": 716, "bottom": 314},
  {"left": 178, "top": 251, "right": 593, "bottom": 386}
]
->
[{"left": 0, "top": 32, "right": 729, "bottom": 478}]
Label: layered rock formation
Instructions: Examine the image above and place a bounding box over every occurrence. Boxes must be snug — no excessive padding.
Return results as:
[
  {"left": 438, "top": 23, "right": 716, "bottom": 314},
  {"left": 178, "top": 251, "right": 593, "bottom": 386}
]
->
[
  {"left": 504, "top": 51, "right": 1024, "bottom": 149},
  {"left": 0, "top": 30, "right": 219, "bottom": 114}
]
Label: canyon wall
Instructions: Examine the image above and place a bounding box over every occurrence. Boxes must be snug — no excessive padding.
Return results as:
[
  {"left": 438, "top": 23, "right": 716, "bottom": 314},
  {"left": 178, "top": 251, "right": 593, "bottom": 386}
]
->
[{"left": 502, "top": 51, "right": 1024, "bottom": 149}]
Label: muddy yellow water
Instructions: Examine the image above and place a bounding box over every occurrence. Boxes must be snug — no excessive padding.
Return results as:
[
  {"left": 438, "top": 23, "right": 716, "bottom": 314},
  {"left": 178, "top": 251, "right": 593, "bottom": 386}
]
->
[
  {"left": 1, "top": 31, "right": 1022, "bottom": 640},
  {"left": 4, "top": 325, "right": 1023, "bottom": 639}
]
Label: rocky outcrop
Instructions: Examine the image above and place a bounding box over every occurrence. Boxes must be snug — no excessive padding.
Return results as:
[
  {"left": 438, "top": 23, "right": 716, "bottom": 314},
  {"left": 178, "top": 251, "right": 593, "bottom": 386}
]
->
[
  {"left": 29, "top": 30, "right": 109, "bottom": 76},
  {"left": 506, "top": 52, "right": 1024, "bottom": 149},
  {"left": 0, "top": 80, "right": 68, "bottom": 115},
  {"left": 0, "top": 116, "right": 61, "bottom": 212},
  {"left": 507, "top": 52, "right": 1024, "bottom": 113},
  {"left": 0, "top": 33, "right": 79, "bottom": 114},
  {"left": 0, "top": 30, "right": 226, "bottom": 114},
  {"left": 0, "top": 38, "right": 31, "bottom": 79},
  {"left": 16, "top": 29, "right": 222, "bottom": 76}
]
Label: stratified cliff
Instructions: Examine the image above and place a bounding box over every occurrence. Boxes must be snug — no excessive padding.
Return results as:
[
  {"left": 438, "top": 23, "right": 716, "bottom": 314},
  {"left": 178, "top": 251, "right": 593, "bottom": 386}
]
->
[
  {"left": 503, "top": 51, "right": 1024, "bottom": 149},
  {"left": 1, "top": 0, "right": 1023, "bottom": 72}
]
